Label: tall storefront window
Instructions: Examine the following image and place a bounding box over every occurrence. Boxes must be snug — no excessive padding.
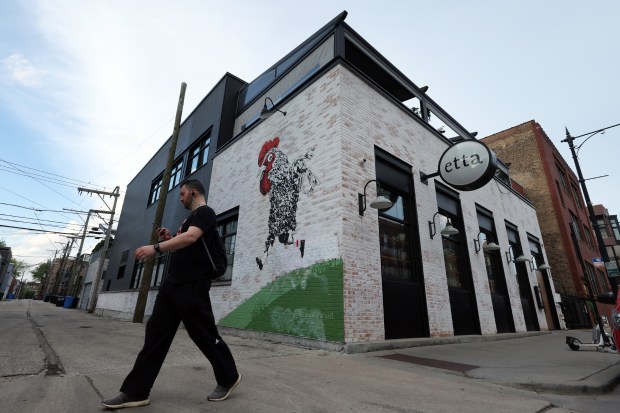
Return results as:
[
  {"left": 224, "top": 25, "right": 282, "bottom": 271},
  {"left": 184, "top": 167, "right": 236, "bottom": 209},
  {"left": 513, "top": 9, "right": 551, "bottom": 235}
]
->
[
  {"left": 507, "top": 223, "right": 539, "bottom": 331},
  {"left": 436, "top": 187, "right": 469, "bottom": 290},
  {"left": 375, "top": 148, "right": 428, "bottom": 339},
  {"left": 437, "top": 183, "right": 479, "bottom": 335},
  {"left": 379, "top": 188, "right": 412, "bottom": 281},
  {"left": 477, "top": 208, "right": 504, "bottom": 295}
]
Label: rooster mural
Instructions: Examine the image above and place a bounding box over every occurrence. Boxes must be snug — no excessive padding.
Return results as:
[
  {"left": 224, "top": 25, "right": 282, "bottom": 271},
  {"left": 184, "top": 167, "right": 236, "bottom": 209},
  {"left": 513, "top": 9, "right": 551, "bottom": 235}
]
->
[{"left": 256, "top": 137, "right": 319, "bottom": 270}]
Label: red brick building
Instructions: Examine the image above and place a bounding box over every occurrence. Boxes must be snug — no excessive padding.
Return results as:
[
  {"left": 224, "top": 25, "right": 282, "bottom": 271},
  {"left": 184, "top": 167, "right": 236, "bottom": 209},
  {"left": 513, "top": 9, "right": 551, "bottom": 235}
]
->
[
  {"left": 483, "top": 120, "right": 611, "bottom": 328},
  {"left": 594, "top": 204, "right": 620, "bottom": 284}
]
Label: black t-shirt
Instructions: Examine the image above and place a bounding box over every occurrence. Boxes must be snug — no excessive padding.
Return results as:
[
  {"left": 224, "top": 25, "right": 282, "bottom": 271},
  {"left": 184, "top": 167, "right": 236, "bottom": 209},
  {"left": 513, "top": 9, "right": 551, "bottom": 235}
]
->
[{"left": 167, "top": 205, "right": 216, "bottom": 284}]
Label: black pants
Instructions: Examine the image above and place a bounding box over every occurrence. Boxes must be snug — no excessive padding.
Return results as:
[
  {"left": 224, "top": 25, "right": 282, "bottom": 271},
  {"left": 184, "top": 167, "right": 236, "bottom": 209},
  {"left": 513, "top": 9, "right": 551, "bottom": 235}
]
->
[{"left": 120, "top": 278, "right": 238, "bottom": 397}]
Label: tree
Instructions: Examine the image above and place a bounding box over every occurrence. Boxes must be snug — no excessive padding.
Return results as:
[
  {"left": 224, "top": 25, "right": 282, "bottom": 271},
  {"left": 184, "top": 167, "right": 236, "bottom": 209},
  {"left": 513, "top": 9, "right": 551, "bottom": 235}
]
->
[
  {"left": 10, "top": 258, "right": 27, "bottom": 279},
  {"left": 0, "top": 239, "right": 6, "bottom": 248},
  {"left": 31, "top": 261, "right": 51, "bottom": 282}
]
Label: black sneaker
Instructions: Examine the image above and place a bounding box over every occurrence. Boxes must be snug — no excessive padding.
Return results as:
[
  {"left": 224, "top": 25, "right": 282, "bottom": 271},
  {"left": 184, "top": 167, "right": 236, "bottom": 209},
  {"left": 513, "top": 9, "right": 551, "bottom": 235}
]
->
[
  {"left": 207, "top": 372, "right": 242, "bottom": 401},
  {"left": 101, "top": 392, "right": 150, "bottom": 409}
]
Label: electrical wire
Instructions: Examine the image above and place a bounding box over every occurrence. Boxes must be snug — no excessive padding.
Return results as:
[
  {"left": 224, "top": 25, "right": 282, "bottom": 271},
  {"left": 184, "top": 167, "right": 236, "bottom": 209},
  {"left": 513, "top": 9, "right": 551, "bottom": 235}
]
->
[
  {"left": 0, "top": 158, "right": 110, "bottom": 189},
  {"left": 0, "top": 224, "right": 81, "bottom": 236}
]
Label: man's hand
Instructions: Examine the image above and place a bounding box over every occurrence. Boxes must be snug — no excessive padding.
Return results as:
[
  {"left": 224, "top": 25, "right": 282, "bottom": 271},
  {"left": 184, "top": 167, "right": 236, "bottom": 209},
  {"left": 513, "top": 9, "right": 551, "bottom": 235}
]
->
[
  {"left": 158, "top": 227, "right": 172, "bottom": 241},
  {"left": 135, "top": 245, "right": 156, "bottom": 261}
]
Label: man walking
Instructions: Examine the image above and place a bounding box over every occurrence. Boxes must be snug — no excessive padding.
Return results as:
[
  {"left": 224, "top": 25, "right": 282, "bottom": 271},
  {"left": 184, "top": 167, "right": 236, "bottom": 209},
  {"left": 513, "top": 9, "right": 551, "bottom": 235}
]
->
[{"left": 102, "top": 179, "right": 241, "bottom": 409}]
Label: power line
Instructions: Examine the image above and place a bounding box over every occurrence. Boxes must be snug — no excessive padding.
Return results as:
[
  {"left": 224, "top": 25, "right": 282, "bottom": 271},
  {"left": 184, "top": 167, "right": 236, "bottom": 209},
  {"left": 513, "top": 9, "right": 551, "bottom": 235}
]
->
[
  {"left": 0, "top": 213, "right": 85, "bottom": 227},
  {"left": 0, "top": 202, "right": 87, "bottom": 213},
  {"left": 0, "top": 217, "right": 83, "bottom": 230},
  {"left": 0, "top": 224, "right": 81, "bottom": 236},
  {"left": 0, "top": 158, "right": 110, "bottom": 189},
  {"left": 0, "top": 165, "right": 85, "bottom": 189}
]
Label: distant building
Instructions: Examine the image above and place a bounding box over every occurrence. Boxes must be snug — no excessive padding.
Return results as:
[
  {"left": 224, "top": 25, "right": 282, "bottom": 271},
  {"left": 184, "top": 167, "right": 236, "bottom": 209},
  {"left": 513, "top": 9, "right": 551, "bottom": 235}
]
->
[
  {"left": 483, "top": 120, "right": 611, "bottom": 329},
  {"left": 44, "top": 257, "right": 75, "bottom": 297},
  {"left": 593, "top": 204, "right": 620, "bottom": 285},
  {"left": 96, "top": 12, "right": 555, "bottom": 347},
  {"left": 78, "top": 249, "right": 108, "bottom": 311},
  {"left": 0, "top": 247, "right": 13, "bottom": 300}
]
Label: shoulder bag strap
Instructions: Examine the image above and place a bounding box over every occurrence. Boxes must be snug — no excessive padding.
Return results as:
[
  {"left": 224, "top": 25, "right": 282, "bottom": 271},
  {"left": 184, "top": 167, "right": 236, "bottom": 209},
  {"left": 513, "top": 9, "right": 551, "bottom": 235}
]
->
[{"left": 200, "top": 236, "right": 217, "bottom": 271}]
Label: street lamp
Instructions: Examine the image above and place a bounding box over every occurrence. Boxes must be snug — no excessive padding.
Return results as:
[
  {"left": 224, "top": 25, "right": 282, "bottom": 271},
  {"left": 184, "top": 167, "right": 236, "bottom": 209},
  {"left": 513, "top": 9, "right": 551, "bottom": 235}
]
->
[{"left": 562, "top": 123, "right": 620, "bottom": 300}]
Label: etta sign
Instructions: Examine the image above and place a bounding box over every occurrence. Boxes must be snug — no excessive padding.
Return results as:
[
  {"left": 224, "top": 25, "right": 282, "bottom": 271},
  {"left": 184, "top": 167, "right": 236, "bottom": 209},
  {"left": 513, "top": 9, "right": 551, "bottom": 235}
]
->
[{"left": 437, "top": 140, "right": 498, "bottom": 191}]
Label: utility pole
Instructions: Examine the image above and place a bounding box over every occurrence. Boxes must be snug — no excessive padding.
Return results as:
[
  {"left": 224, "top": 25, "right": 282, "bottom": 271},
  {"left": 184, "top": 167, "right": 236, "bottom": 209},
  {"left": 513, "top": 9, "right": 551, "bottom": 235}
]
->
[
  {"left": 43, "top": 250, "right": 58, "bottom": 297},
  {"left": 133, "top": 82, "right": 186, "bottom": 323},
  {"left": 562, "top": 124, "right": 620, "bottom": 299},
  {"left": 78, "top": 187, "right": 120, "bottom": 314},
  {"left": 569, "top": 224, "right": 610, "bottom": 344},
  {"left": 64, "top": 209, "right": 113, "bottom": 298},
  {"left": 66, "top": 210, "right": 92, "bottom": 299},
  {"left": 52, "top": 238, "right": 75, "bottom": 295}
]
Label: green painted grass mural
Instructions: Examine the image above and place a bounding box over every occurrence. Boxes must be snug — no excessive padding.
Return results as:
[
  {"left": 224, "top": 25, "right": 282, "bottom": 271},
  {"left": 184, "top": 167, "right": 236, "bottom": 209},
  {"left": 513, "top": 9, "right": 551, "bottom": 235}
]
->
[{"left": 219, "top": 258, "right": 344, "bottom": 342}]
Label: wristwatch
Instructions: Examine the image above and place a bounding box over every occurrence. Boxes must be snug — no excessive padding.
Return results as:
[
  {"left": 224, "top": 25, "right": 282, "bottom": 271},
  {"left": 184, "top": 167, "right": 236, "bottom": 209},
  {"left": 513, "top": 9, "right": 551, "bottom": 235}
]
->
[{"left": 154, "top": 243, "right": 161, "bottom": 253}]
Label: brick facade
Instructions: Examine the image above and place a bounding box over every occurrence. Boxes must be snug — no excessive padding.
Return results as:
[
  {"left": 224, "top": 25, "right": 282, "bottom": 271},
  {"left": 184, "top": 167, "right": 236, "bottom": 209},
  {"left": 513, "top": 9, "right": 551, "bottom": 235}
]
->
[
  {"left": 483, "top": 121, "right": 607, "bottom": 328},
  {"left": 207, "top": 66, "right": 550, "bottom": 342},
  {"left": 93, "top": 15, "right": 555, "bottom": 344}
]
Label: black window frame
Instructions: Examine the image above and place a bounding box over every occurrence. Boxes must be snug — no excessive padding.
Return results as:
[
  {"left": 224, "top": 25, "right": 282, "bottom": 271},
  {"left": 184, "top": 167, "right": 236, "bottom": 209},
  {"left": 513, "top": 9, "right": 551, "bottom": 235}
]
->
[
  {"left": 556, "top": 163, "right": 568, "bottom": 191},
  {"left": 169, "top": 156, "right": 185, "bottom": 190},
  {"left": 436, "top": 183, "right": 470, "bottom": 290},
  {"left": 477, "top": 206, "right": 506, "bottom": 295},
  {"left": 213, "top": 207, "right": 239, "bottom": 284},
  {"left": 186, "top": 131, "right": 211, "bottom": 177},
  {"left": 148, "top": 175, "right": 163, "bottom": 206}
]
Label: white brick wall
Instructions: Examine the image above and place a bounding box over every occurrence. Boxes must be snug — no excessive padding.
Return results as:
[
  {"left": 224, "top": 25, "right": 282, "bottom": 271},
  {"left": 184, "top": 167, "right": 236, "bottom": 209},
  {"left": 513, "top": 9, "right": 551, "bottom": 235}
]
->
[
  {"left": 206, "top": 64, "right": 551, "bottom": 341},
  {"left": 97, "top": 63, "right": 552, "bottom": 342}
]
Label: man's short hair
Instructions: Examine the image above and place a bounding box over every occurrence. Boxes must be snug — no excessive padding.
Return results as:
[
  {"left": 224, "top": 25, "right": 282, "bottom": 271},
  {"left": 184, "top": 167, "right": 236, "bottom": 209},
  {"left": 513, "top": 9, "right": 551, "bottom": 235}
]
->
[{"left": 181, "top": 179, "right": 205, "bottom": 195}]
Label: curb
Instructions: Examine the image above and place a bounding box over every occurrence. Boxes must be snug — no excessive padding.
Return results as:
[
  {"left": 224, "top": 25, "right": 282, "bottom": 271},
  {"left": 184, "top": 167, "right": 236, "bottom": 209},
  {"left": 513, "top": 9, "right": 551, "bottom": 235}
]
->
[{"left": 513, "top": 362, "right": 620, "bottom": 395}]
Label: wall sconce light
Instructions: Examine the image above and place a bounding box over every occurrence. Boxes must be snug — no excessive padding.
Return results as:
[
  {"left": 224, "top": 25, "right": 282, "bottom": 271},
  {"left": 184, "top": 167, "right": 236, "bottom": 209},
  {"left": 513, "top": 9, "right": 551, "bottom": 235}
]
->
[
  {"left": 505, "top": 245, "right": 530, "bottom": 264},
  {"left": 538, "top": 263, "right": 551, "bottom": 271},
  {"left": 358, "top": 179, "right": 393, "bottom": 216},
  {"left": 531, "top": 262, "right": 551, "bottom": 271},
  {"left": 429, "top": 212, "right": 459, "bottom": 239},
  {"left": 474, "top": 232, "right": 501, "bottom": 254},
  {"left": 260, "top": 97, "right": 286, "bottom": 119}
]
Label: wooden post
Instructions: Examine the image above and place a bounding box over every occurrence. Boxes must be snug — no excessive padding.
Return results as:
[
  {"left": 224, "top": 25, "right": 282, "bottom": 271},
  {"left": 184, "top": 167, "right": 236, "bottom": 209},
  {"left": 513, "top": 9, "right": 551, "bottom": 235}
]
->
[{"left": 132, "top": 82, "right": 186, "bottom": 323}]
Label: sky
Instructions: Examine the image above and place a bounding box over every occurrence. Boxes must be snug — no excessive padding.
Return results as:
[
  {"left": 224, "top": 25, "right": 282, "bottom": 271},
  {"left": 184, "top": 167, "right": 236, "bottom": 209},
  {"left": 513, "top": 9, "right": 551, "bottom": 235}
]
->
[{"left": 1, "top": 0, "right": 619, "bottom": 281}]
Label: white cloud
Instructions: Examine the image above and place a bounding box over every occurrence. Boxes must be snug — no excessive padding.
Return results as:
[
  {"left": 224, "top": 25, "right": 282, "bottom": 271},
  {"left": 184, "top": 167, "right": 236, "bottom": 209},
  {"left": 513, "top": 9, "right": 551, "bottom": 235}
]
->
[{"left": 1, "top": 53, "right": 44, "bottom": 87}]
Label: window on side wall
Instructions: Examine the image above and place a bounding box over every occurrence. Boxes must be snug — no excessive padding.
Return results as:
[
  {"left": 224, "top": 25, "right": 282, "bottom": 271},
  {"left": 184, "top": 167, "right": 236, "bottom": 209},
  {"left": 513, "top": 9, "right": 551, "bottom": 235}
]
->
[
  {"left": 187, "top": 132, "right": 211, "bottom": 176},
  {"left": 151, "top": 253, "right": 168, "bottom": 287},
  {"left": 597, "top": 218, "right": 610, "bottom": 238},
  {"left": 570, "top": 212, "right": 583, "bottom": 240},
  {"left": 169, "top": 157, "right": 185, "bottom": 190},
  {"left": 570, "top": 183, "right": 583, "bottom": 209},
  {"left": 130, "top": 253, "right": 168, "bottom": 289},
  {"left": 556, "top": 163, "right": 568, "bottom": 190},
  {"left": 611, "top": 216, "right": 620, "bottom": 241},
  {"left": 117, "top": 249, "right": 129, "bottom": 279},
  {"left": 583, "top": 224, "right": 594, "bottom": 247},
  {"left": 214, "top": 207, "right": 239, "bottom": 283},
  {"left": 148, "top": 175, "right": 163, "bottom": 206}
]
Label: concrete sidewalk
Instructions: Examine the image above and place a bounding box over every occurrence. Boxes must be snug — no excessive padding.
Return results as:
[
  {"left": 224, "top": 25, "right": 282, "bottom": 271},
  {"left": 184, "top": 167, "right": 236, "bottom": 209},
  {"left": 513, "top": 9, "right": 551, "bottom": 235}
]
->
[
  {"left": 355, "top": 330, "right": 620, "bottom": 395},
  {"left": 2, "top": 299, "right": 620, "bottom": 412}
]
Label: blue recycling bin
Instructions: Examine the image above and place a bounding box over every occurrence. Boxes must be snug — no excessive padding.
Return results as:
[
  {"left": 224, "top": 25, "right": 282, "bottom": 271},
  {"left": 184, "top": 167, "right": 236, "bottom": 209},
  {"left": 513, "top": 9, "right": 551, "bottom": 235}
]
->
[
  {"left": 44, "top": 295, "right": 50, "bottom": 302},
  {"left": 63, "top": 296, "right": 74, "bottom": 308}
]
